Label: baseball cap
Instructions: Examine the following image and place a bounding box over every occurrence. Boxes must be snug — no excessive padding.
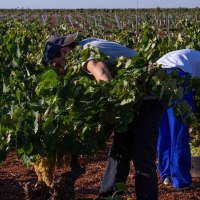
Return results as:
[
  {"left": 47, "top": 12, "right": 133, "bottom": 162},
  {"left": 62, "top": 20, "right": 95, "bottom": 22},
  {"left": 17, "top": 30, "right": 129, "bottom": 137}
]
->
[{"left": 43, "top": 32, "right": 78, "bottom": 64}]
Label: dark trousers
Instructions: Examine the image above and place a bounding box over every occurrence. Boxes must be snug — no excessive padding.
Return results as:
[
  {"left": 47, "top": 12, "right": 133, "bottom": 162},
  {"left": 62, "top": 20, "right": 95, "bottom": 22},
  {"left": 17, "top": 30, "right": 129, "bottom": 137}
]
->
[{"left": 99, "top": 99, "right": 166, "bottom": 200}]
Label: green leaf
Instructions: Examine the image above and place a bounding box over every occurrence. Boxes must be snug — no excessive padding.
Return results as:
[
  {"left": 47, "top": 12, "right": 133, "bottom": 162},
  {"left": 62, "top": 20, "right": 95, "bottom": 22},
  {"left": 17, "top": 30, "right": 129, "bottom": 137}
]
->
[
  {"left": 112, "top": 196, "right": 126, "bottom": 200},
  {"left": 173, "top": 87, "right": 183, "bottom": 101},
  {"left": 20, "top": 153, "right": 31, "bottom": 168},
  {"left": 37, "top": 146, "right": 46, "bottom": 157},
  {"left": 116, "top": 182, "right": 128, "bottom": 191},
  {"left": 16, "top": 88, "right": 21, "bottom": 104},
  {"left": 125, "top": 59, "right": 132, "bottom": 69},
  {"left": 16, "top": 47, "right": 21, "bottom": 58},
  {"left": 116, "top": 124, "right": 127, "bottom": 133},
  {"left": 184, "top": 113, "right": 197, "bottom": 126},
  {"left": 9, "top": 59, "right": 18, "bottom": 68},
  {"left": 154, "top": 68, "right": 164, "bottom": 79},
  {"left": 120, "top": 98, "right": 135, "bottom": 105},
  {"left": 3, "top": 81, "right": 9, "bottom": 93}
]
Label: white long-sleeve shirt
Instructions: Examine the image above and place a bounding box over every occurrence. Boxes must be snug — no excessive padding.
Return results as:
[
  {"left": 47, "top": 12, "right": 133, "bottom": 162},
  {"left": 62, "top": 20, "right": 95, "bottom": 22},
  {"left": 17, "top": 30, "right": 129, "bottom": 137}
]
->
[
  {"left": 79, "top": 38, "right": 138, "bottom": 75},
  {"left": 79, "top": 38, "right": 138, "bottom": 64},
  {"left": 157, "top": 49, "right": 200, "bottom": 77}
]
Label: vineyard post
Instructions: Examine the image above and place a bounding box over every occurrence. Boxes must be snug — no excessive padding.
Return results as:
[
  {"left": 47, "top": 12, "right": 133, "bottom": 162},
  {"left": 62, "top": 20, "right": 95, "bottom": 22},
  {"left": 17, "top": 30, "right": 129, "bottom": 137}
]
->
[
  {"left": 94, "top": 16, "right": 97, "bottom": 26},
  {"left": 41, "top": 15, "right": 47, "bottom": 25},
  {"left": 82, "top": 16, "right": 85, "bottom": 30},
  {"left": 23, "top": 13, "right": 26, "bottom": 22},
  {"left": 195, "top": 9, "right": 198, "bottom": 21},
  {"left": 135, "top": 14, "right": 138, "bottom": 36},
  {"left": 68, "top": 14, "right": 74, "bottom": 29},
  {"left": 115, "top": 13, "right": 121, "bottom": 29},
  {"left": 167, "top": 14, "right": 169, "bottom": 36},
  {"left": 154, "top": 13, "right": 158, "bottom": 26},
  {"left": 55, "top": 10, "right": 58, "bottom": 25},
  {"left": 136, "top": 0, "right": 138, "bottom": 35},
  {"left": 100, "top": 15, "right": 102, "bottom": 37},
  {"left": 64, "top": 10, "right": 66, "bottom": 23}
]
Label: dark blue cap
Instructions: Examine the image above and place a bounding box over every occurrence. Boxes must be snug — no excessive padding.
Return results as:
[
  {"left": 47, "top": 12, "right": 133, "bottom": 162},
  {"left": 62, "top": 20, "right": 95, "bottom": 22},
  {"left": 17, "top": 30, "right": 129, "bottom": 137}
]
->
[{"left": 43, "top": 32, "right": 78, "bottom": 64}]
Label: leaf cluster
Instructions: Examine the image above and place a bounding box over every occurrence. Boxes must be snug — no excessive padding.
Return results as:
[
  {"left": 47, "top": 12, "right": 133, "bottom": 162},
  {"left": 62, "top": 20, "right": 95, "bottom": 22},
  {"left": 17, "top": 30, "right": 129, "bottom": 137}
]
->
[{"left": 0, "top": 21, "right": 200, "bottom": 167}]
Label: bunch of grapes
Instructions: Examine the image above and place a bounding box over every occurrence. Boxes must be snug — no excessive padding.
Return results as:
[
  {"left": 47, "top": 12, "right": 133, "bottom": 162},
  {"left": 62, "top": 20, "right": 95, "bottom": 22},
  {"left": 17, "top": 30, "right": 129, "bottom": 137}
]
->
[{"left": 32, "top": 155, "right": 55, "bottom": 187}]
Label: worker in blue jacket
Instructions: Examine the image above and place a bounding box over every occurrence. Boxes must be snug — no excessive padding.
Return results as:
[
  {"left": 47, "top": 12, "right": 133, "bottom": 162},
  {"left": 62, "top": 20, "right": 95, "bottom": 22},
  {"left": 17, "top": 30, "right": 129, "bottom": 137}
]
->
[{"left": 157, "top": 49, "right": 200, "bottom": 189}]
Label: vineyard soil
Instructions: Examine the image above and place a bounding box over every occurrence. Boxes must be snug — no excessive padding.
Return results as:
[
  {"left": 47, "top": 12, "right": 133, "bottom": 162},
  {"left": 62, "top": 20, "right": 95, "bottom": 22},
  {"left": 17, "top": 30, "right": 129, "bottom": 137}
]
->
[{"left": 0, "top": 136, "right": 200, "bottom": 200}]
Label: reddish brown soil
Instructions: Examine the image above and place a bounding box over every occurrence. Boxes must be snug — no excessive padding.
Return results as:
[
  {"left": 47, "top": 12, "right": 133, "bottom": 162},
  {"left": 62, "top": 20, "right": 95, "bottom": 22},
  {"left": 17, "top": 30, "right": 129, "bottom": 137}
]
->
[{"left": 0, "top": 137, "right": 200, "bottom": 200}]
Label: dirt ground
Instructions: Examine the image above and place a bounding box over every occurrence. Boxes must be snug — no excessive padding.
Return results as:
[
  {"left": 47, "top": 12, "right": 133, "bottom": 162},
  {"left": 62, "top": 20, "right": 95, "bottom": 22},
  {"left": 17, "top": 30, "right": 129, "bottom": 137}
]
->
[{"left": 0, "top": 136, "right": 200, "bottom": 200}]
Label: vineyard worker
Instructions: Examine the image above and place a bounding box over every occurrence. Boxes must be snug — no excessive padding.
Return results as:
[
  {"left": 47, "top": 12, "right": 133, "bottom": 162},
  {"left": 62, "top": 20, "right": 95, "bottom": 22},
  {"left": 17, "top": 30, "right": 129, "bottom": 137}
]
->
[
  {"left": 43, "top": 32, "right": 137, "bottom": 80},
  {"left": 43, "top": 32, "right": 165, "bottom": 200},
  {"left": 157, "top": 49, "right": 200, "bottom": 190}
]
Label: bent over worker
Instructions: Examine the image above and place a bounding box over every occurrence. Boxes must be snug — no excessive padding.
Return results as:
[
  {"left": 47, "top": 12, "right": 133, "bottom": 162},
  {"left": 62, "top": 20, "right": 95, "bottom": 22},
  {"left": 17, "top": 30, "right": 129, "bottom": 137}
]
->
[
  {"left": 43, "top": 32, "right": 166, "bottom": 200},
  {"left": 157, "top": 49, "right": 200, "bottom": 190}
]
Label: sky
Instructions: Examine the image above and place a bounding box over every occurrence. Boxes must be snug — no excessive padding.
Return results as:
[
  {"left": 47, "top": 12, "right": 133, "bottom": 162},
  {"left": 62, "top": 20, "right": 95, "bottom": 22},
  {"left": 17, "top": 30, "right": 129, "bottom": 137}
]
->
[{"left": 0, "top": 0, "right": 200, "bottom": 9}]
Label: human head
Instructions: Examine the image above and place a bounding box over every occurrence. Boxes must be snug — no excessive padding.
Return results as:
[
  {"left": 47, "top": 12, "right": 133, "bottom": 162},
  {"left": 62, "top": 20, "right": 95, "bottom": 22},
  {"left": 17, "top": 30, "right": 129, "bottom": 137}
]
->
[{"left": 43, "top": 32, "right": 78, "bottom": 74}]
